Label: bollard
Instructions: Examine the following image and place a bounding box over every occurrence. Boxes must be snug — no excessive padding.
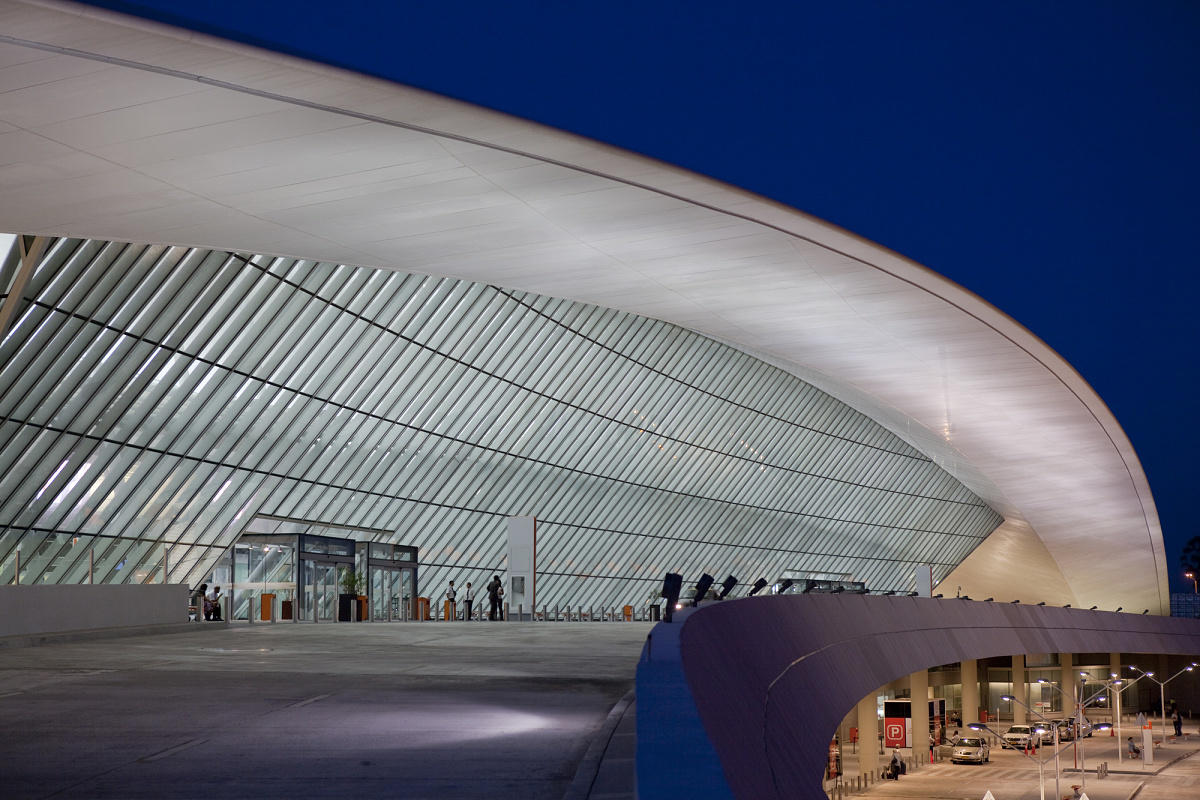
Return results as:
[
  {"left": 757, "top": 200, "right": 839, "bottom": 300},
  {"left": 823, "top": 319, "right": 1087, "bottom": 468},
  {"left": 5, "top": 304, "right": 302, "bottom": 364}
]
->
[
  {"left": 589, "top": 605, "right": 593, "bottom": 621},
  {"left": 555, "top": 604, "right": 559, "bottom": 621}
]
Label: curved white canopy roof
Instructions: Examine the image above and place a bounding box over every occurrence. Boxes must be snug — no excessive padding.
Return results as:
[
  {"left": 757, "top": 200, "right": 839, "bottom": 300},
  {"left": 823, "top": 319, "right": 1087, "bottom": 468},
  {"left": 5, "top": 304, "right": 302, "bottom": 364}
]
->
[{"left": 0, "top": 0, "right": 1167, "bottom": 612}]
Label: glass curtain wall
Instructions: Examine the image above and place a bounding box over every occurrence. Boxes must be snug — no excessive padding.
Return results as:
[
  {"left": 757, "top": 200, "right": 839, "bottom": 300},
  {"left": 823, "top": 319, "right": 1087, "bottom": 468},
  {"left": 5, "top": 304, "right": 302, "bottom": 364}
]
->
[{"left": 0, "top": 238, "right": 1003, "bottom": 606}]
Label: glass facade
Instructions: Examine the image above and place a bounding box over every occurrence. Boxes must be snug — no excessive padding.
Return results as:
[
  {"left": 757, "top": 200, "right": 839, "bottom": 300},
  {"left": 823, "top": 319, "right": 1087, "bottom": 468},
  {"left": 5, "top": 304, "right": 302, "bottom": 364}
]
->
[{"left": 0, "top": 237, "right": 1002, "bottom": 606}]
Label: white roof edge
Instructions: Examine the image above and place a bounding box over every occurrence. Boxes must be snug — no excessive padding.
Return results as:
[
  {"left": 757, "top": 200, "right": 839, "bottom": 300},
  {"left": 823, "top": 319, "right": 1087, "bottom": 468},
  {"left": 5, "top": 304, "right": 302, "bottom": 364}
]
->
[{"left": 1, "top": 0, "right": 1168, "bottom": 612}]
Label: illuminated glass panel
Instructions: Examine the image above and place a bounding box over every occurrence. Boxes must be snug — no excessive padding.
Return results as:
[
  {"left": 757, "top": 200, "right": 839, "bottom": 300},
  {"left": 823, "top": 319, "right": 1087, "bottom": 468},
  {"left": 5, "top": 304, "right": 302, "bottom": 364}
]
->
[{"left": 0, "top": 238, "right": 1002, "bottom": 604}]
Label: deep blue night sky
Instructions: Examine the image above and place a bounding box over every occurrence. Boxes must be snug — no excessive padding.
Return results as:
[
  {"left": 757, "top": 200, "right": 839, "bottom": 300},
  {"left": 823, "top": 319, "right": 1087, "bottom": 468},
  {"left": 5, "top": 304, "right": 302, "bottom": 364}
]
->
[{"left": 85, "top": 1, "right": 1200, "bottom": 589}]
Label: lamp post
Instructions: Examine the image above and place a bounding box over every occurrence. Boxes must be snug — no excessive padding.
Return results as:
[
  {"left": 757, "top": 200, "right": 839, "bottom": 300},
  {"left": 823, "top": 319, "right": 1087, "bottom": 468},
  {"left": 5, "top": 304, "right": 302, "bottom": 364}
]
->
[
  {"left": 1001, "top": 695, "right": 1060, "bottom": 800},
  {"left": 1034, "top": 675, "right": 1110, "bottom": 789},
  {"left": 970, "top": 721, "right": 1048, "bottom": 800},
  {"left": 1186, "top": 571, "right": 1198, "bottom": 594},
  {"left": 1131, "top": 665, "right": 1195, "bottom": 744}
]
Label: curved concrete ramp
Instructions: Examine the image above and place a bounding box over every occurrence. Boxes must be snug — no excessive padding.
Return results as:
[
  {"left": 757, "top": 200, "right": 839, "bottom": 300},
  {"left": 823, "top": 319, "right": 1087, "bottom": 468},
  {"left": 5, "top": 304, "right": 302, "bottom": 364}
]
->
[{"left": 635, "top": 594, "right": 1200, "bottom": 800}]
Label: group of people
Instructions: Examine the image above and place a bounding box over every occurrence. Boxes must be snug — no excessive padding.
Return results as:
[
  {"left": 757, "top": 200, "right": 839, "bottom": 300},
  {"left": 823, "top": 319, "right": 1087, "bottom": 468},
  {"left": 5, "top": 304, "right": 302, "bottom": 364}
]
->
[
  {"left": 445, "top": 576, "right": 505, "bottom": 620},
  {"left": 190, "top": 583, "right": 223, "bottom": 621}
]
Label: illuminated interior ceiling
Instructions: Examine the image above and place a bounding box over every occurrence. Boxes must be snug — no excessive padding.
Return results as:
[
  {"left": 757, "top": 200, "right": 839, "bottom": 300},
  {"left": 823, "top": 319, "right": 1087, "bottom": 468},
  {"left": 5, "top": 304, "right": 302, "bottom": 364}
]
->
[{"left": 0, "top": 0, "right": 1167, "bottom": 612}]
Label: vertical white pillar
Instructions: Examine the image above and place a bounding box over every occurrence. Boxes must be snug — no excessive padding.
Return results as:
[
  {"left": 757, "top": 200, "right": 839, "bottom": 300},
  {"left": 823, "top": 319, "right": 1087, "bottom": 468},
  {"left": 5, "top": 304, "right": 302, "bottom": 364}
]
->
[
  {"left": 1013, "top": 654, "right": 1026, "bottom": 723},
  {"left": 163, "top": 545, "right": 169, "bottom": 585},
  {"left": 89, "top": 548, "right": 94, "bottom": 584},
  {"left": 13, "top": 550, "right": 18, "bottom": 585},
  {"left": 1061, "top": 653, "right": 1076, "bottom": 718},
  {"left": 857, "top": 691, "right": 880, "bottom": 778},
  {"left": 912, "top": 668, "right": 930, "bottom": 764},
  {"left": 506, "top": 516, "right": 536, "bottom": 613},
  {"left": 1110, "top": 652, "right": 1122, "bottom": 724},
  {"left": 960, "top": 659, "right": 979, "bottom": 728}
]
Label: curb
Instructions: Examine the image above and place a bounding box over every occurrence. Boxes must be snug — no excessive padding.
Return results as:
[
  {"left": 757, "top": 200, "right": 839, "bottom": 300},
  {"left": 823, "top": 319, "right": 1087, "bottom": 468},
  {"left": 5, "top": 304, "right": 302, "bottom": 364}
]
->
[{"left": 564, "top": 687, "right": 635, "bottom": 800}]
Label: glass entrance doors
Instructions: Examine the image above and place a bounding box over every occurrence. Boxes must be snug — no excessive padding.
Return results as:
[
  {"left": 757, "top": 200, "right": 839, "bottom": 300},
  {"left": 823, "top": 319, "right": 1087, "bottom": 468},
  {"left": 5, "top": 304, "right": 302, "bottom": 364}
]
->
[
  {"left": 300, "top": 560, "right": 340, "bottom": 622},
  {"left": 370, "top": 565, "right": 415, "bottom": 621}
]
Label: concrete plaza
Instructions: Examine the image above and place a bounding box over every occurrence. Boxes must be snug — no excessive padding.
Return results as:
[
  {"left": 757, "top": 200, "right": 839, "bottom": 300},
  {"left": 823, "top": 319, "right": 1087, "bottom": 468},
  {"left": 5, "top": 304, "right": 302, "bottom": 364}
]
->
[{"left": 0, "top": 621, "right": 650, "bottom": 799}]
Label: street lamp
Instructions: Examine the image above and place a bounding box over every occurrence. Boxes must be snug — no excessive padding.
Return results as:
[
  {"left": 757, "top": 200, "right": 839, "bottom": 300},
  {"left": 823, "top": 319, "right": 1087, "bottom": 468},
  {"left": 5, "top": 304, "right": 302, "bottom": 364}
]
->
[
  {"left": 1033, "top": 676, "right": 1109, "bottom": 789},
  {"left": 1002, "top": 694, "right": 1061, "bottom": 800},
  {"left": 970, "top": 721, "right": 1049, "bottom": 800},
  {"left": 1131, "top": 665, "right": 1195, "bottom": 744},
  {"left": 1186, "top": 571, "right": 1198, "bottom": 594}
]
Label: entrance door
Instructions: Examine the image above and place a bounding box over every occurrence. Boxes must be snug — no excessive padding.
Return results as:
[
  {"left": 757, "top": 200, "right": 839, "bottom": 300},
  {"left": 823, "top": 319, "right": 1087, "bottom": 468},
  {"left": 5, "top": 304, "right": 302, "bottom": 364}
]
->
[
  {"left": 399, "top": 568, "right": 413, "bottom": 621},
  {"left": 300, "top": 560, "right": 338, "bottom": 622},
  {"left": 369, "top": 566, "right": 411, "bottom": 621}
]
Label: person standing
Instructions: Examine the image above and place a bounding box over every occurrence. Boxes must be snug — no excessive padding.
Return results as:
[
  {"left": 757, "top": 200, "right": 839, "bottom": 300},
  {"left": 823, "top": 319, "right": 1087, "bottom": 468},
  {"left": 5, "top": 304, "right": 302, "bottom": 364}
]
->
[
  {"left": 445, "top": 580, "right": 456, "bottom": 621},
  {"left": 1173, "top": 706, "right": 1183, "bottom": 737},
  {"left": 487, "top": 575, "right": 501, "bottom": 621},
  {"left": 463, "top": 581, "right": 474, "bottom": 621}
]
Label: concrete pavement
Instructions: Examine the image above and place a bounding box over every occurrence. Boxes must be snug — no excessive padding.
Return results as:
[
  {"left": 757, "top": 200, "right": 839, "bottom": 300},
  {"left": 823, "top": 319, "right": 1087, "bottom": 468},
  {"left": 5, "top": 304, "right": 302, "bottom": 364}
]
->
[{"left": 0, "top": 620, "right": 651, "bottom": 799}]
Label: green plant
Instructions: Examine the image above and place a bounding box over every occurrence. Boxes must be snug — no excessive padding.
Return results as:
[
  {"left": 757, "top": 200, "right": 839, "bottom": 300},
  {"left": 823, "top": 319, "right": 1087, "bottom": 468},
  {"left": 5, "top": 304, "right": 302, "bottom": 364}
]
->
[{"left": 340, "top": 568, "right": 366, "bottom": 595}]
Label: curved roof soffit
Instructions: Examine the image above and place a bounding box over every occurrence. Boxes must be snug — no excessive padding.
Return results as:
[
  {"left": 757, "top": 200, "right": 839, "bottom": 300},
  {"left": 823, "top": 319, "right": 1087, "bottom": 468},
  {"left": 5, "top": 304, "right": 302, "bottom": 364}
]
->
[
  {"left": 0, "top": 0, "right": 1167, "bottom": 611},
  {"left": 672, "top": 596, "right": 1200, "bottom": 799}
]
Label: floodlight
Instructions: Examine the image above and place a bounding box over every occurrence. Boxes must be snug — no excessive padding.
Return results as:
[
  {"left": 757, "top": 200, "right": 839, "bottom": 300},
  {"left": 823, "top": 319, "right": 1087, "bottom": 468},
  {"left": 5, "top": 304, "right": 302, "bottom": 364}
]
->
[
  {"left": 883, "top": 590, "right": 895, "bottom": 596},
  {"left": 776, "top": 579, "right": 794, "bottom": 595},
  {"left": 1064, "top": 604, "right": 1071, "bottom": 608},
  {"left": 1011, "top": 599, "right": 1020, "bottom": 604},
  {"left": 934, "top": 593, "right": 943, "bottom": 598},
  {"left": 692, "top": 573, "right": 715, "bottom": 607},
  {"left": 1037, "top": 601, "right": 1045, "bottom": 606},
  {"left": 1089, "top": 606, "right": 1097, "bottom": 610},
  {"left": 984, "top": 598, "right": 994, "bottom": 602},
  {"left": 1116, "top": 607, "right": 1122, "bottom": 612},
  {"left": 1143, "top": 609, "right": 1149, "bottom": 614},
  {"left": 748, "top": 578, "right": 768, "bottom": 596},
  {"left": 717, "top": 575, "right": 738, "bottom": 600}
]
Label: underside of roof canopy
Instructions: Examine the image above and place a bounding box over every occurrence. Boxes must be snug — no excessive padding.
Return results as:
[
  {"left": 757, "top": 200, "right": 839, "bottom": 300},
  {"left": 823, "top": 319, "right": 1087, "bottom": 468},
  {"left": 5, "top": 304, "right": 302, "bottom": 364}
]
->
[{"left": 0, "top": 0, "right": 1168, "bottom": 612}]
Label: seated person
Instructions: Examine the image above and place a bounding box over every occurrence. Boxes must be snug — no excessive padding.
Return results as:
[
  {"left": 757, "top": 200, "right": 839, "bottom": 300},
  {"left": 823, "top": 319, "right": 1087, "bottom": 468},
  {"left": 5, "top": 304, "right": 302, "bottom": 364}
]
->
[{"left": 205, "top": 586, "right": 223, "bottom": 621}]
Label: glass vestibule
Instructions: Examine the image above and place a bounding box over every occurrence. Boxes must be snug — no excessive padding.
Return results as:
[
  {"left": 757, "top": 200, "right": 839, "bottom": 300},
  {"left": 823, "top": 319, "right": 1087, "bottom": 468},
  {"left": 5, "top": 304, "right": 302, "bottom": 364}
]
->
[{"left": 359, "top": 542, "right": 418, "bottom": 621}]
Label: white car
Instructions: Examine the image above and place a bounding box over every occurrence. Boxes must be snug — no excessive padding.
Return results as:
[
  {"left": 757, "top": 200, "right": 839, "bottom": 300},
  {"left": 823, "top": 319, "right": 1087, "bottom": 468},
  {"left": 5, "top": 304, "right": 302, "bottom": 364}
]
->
[
  {"left": 1002, "top": 724, "right": 1044, "bottom": 749},
  {"left": 951, "top": 736, "right": 990, "bottom": 764}
]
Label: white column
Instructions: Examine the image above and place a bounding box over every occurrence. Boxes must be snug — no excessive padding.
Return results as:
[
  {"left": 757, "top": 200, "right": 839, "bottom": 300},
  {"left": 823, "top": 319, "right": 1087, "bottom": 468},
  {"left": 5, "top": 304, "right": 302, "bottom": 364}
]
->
[
  {"left": 857, "top": 691, "right": 879, "bottom": 778},
  {"left": 912, "top": 669, "right": 930, "bottom": 764},
  {"left": 1061, "top": 653, "right": 1076, "bottom": 718},
  {"left": 1013, "top": 654, "right": 1026, "bottom": 723},
  {"left": 960, "top": 659, "right": 979, "bottom": 728}
]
